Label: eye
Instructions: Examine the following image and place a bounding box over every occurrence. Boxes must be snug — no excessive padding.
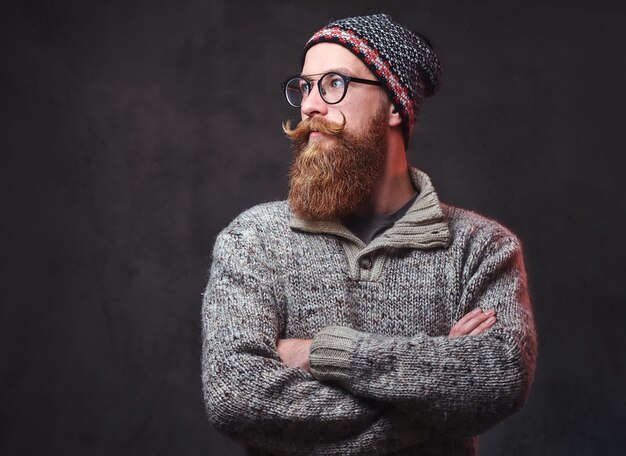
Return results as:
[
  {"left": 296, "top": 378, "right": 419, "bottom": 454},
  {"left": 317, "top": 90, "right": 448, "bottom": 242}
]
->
[
  {"left": 328, "top": 75, "right": 345, "bottom": 90},
  {"left": 298, "top": 80, "right": 310, "bottom": 94}
]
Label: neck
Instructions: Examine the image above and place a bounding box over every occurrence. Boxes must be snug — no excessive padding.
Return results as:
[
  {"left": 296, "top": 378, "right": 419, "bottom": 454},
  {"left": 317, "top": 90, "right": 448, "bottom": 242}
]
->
[{"left": 355, "top": 132, "right": 416, "bottom": 216}]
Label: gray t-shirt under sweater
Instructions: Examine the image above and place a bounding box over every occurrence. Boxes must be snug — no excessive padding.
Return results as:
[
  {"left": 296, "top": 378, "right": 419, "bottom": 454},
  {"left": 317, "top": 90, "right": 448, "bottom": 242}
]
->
[{"left": 341, "top": 192, "right": 418, "bottom": 245}]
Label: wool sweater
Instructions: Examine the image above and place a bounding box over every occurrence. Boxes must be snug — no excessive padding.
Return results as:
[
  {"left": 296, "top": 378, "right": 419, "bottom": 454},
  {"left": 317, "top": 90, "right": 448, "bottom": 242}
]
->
[{"left": 201, "top": 167, "right": 537, "bottom": 456}]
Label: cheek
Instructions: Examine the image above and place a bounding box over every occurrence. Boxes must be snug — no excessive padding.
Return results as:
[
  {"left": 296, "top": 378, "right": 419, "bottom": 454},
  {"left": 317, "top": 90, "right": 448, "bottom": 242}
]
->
[
  {"left": 327, "top": 105, "right": 355, "bottom": 127},
  {"left": 343, "top": 101, "right": 371, "bottom": 126},
  {"left": 345, "top": 113, "right": 369, "bottom": 133}
]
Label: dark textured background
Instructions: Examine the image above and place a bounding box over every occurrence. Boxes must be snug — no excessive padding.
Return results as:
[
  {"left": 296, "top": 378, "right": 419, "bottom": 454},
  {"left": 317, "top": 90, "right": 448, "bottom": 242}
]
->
[{"left": 1, "top": 0, "right": 625, "bottom": 455}]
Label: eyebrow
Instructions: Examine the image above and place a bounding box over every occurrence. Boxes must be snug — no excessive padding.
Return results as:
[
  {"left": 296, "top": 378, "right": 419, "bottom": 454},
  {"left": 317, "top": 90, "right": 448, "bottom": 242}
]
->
[{"left": 300, "top": 67, "right": 355, "bottom": 78}]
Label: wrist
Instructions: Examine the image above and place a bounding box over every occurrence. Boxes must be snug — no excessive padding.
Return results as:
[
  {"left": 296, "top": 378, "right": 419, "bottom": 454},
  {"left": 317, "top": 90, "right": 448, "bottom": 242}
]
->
[{"left": 309, "top": 326, "right": 360, "bottom": 385}]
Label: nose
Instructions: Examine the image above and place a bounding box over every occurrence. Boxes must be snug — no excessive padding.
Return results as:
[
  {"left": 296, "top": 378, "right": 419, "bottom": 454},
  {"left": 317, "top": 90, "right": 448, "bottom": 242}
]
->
[{"left": 300, "top": 81, "right": 328, "bottom": 119}]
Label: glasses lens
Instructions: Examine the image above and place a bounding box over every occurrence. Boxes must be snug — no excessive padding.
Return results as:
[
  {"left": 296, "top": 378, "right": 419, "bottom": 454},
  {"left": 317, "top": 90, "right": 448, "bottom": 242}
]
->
[
  {"left": 319, "top": 73, "right": 346, "bottom": 104},
  {"left": 285, "top": 78, "right": 307, "bottom": 107}
]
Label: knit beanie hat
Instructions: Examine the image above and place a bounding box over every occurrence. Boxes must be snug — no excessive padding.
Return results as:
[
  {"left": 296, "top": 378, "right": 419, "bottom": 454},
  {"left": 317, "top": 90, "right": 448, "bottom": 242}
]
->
[{"left": 304, "top": 13, "right": 441, "bottom": 139}]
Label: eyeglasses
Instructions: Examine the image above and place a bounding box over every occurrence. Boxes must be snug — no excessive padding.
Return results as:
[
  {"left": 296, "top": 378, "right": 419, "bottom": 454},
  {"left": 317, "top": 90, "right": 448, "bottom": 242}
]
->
[{"left": 281, "top": 72, "right": 382, "bottom": 107}]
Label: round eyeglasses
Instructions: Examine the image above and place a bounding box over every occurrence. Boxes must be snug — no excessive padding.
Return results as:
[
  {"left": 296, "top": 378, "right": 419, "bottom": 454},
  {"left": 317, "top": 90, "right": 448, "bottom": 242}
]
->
[{"left": 281, "top": 72, "right": 382, "bottom": 107}]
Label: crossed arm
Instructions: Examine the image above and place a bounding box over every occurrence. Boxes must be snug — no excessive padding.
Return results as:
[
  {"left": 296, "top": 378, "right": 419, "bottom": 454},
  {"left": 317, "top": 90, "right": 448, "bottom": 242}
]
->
[
  {"left": 277, "top": 233, "right": 536, "bottom": 437},
  {"left": 277, "top": 307, "right": 497, "bottom": 371}
]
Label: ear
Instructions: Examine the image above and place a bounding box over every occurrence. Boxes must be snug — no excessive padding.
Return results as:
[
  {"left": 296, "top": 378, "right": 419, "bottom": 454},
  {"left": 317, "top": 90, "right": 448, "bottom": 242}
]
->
[{"left": 388, "top": 103, "right": 403, "bottom": 128}]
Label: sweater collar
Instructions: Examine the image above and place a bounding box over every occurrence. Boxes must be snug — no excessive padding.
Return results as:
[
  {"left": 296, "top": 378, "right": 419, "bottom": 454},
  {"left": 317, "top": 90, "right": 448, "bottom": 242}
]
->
[{"left": 289, "top": 167, "right": 451, "bottom": 250}]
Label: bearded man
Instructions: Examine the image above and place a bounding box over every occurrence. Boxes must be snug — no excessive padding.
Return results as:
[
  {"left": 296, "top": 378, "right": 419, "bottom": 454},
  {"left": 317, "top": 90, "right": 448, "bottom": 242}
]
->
[{"left": 202, "top": 13, "right": 537, "bottom": 456}]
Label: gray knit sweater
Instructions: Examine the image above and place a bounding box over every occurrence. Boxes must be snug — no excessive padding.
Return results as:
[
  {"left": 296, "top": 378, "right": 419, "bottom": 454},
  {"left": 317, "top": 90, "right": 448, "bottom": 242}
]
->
[{"left": 201, "top": 167, "right": 537, "bottom": 456}]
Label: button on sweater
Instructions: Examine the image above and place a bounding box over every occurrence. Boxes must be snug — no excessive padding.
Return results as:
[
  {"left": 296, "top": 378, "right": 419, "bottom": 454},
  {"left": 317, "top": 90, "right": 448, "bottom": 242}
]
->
[{"left": 201, "top": 167, "right": 537, "bottom": 456}]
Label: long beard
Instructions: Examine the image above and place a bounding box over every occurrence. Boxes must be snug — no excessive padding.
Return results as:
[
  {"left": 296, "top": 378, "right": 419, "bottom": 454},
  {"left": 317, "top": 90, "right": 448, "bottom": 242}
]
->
[{"left": 283, "top": 110, "right": 388, "bottom": 221}]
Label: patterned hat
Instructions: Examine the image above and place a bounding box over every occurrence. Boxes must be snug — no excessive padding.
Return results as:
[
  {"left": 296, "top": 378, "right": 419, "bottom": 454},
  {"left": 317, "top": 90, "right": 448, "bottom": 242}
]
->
[{"left": 304, "top": 13, "right": 441, "bottom": 138}]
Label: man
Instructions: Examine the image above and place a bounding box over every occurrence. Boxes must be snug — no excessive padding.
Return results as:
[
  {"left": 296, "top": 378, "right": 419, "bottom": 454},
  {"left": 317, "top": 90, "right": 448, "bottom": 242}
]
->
[{"left": 202, "top": 13, "right": 537, "bottom": 456}]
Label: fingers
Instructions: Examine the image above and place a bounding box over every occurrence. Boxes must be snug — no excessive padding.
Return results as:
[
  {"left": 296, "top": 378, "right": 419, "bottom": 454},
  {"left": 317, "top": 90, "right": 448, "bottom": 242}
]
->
[
  {"left": 453, "top": 307, "right": 482, "bottom": 328},
  {"left": 448, "top": 308, "right": 497, "bottom": 338},
  {"left": 469, "top": 315, "right": 497, "bottom": 336}
]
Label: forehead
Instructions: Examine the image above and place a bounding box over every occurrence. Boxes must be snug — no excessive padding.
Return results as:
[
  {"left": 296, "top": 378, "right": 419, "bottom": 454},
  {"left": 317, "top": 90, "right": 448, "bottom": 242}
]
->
[{"left": 301, "top": 43, "right": 376, "bottom": 79}]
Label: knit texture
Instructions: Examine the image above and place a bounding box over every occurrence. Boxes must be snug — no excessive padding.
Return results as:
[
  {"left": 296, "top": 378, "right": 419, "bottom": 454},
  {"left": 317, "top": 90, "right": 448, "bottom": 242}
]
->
[
  {"left": 201, "top": 167, "right": 537, "bottom": 456},
  {"left": 304, "top": 13, "right": 442, "bottom": 137},
  {"left": 309, "top": 326, "right": 358, "bottom": 383}
]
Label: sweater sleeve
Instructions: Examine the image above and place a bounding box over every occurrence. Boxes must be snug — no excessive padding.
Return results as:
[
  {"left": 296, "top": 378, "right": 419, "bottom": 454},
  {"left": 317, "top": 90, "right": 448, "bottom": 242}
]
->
[
  {"left": 201, "top": 221, "right": 430, "bottom": 455},
  {"left": 308, "top": 232, "right": 537, "bottom": 438}
]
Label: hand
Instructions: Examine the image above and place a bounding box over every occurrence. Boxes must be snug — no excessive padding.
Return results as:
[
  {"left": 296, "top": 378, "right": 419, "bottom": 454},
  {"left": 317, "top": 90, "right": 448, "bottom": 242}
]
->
[
  {"left": 448, "top": 308, "right": 497, "bottom": 339},
  {"left": 276, "top": 338, "right": 313, "bottom": 371}
]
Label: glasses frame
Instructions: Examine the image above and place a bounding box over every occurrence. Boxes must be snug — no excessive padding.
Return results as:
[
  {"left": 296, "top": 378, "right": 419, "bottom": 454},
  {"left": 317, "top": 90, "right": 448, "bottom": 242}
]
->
[{"left": 281, "top": 72, "right": 382, "bottom": 108}]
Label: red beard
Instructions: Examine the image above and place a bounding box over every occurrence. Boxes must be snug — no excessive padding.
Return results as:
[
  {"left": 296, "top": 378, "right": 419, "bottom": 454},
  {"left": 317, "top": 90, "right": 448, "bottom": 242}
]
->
[{"left": 283, "top": 109, "right": 388, "bottom": 221}]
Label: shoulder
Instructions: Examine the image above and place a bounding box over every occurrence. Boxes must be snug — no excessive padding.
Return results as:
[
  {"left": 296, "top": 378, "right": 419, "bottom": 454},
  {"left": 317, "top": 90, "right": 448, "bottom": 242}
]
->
[
  {"left": 441, "top": 203, "right": 523, "bottom": 254},
  {"left": 225, "top": 200, "right": 291, "bottom": 231},
  {"left": 213, "top": 201, "right": 291, "bottom": 252}
]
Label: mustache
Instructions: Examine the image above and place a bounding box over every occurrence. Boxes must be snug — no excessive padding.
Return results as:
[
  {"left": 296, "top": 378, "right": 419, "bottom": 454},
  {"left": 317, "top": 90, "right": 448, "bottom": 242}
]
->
[{"left": 282, "top": 114, "right": 347, "bottom": 142}]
